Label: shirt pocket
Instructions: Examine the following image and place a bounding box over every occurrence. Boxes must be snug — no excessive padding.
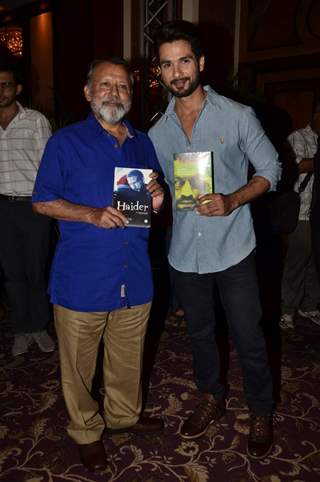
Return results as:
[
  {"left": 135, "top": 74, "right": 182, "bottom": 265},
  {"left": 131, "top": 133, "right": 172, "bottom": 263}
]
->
[{"left": 65, "top": 167, "right": 103, "bottom": 204}]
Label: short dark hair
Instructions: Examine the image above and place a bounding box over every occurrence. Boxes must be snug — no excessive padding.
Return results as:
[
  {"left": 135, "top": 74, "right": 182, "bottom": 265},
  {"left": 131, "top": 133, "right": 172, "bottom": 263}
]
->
[
  {"left": 86, "top": 57, "right": 134, "bottom": 87},
  {"left": 0, "top": 61, "right": 23, "bottom": 84},
  {"left": 154, "top": 20, "right": 203, "bottom": 60}
]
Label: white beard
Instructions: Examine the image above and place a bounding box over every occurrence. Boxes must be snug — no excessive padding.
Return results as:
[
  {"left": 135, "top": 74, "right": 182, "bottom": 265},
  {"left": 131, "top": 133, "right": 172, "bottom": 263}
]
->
[{"left": 92, "top": 97, "right": 131, "bottom": 125}]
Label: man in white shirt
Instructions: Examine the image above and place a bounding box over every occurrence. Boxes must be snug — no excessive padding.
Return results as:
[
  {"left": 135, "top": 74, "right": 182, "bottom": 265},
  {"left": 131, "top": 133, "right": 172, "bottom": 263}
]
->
[
  {"left": 0, "top": 62, "right": 55, "bottom": 356},
  {"left": 280, "top": 106, "right": 320, "bottom": 329}
]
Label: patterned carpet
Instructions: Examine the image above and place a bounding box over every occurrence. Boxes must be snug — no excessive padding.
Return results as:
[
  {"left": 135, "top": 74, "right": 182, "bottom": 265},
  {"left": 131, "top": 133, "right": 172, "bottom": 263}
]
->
[{"left": 1, "top": 300, "right": 320, "bottom": 481}]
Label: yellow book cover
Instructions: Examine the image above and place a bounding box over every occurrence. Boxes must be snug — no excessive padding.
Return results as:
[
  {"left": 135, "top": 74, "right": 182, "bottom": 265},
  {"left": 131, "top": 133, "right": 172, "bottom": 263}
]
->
[{"left": 173, "top": 151, "right": 214, "bottom": 210}]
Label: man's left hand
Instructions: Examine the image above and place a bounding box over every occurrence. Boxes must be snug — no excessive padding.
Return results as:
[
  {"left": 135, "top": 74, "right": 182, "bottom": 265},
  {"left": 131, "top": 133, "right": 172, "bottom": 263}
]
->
[
  {"left": 196, "top": 193, "right": 237, "bottom": 216},
  {"left": 147, "top": 172, "right": 165, "bottom": 212}
]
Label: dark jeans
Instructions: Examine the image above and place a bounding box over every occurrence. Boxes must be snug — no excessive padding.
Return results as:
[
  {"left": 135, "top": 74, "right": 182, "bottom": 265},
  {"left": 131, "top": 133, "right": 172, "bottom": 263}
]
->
[
  {"left": 172, "top": 252, "right": 273, "bottom": 414},
  {"left": 0, "top": 199, "right": 52, "bottom": 334}
]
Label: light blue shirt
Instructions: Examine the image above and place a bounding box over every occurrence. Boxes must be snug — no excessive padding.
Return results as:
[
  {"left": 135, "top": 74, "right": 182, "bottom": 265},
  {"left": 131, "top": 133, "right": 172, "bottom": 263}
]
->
[{"left": 149, "top": 86, "right": 281, "bottom": 273}]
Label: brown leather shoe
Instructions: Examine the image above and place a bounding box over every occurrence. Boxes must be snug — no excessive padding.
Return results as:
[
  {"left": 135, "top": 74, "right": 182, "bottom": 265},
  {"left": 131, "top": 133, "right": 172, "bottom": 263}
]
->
[
  {"left": 247, "top": 414, "right": 273, "bottom": 459},
  {"left": 107, "top": 416, "right": 164, "bottom": 435},
  {"left": 180, "top": 394, "right": 225, "bottom": 439},
  {"left": 78, "top": 440, "right": 107, "bottom": 472}
]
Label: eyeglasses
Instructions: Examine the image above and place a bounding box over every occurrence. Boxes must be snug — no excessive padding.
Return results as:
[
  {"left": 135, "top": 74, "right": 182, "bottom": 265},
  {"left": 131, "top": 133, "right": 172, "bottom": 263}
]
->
[{"left": 0, "top": 81, "right": 15, "bottom": 90}]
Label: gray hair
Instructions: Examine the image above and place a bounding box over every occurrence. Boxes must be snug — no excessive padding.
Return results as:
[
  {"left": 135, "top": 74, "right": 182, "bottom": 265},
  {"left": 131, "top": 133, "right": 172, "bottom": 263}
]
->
[{"left": 86, "top": 57, "right": 134, "bottom": 88}]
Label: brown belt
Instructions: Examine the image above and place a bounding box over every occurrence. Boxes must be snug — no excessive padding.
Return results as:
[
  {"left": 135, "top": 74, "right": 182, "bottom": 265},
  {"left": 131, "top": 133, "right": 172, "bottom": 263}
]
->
[{"left": 0, "top": 194, "right": 32, "bottom": 202}]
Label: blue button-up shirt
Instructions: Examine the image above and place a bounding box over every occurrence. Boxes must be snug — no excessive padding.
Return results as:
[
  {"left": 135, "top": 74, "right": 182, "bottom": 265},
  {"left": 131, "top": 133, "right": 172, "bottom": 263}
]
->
[
  {"left": 33, "top": 113, "right": 161, "bottom": 311},
  {"left": 149, "top": 86, "right": 281, "bottom": 273}
]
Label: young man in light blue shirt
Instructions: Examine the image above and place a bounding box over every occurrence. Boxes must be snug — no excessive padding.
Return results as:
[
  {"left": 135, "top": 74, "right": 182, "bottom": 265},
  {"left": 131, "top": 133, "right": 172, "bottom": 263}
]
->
[{"left": 149, "top": 20, "right": 281, "bottom": 459}]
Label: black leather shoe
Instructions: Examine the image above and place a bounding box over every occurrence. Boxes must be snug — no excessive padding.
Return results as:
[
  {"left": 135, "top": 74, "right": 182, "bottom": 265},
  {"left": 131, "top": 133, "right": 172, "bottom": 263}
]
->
[
  {"left": 78, "top": 440, "right": 107, "bottom": 472},
  {"left": 247, "top": 414, "right": 273, "bottom": 459},
  {"left": 107, "top": 416, "right": 164, "bottom": 435},
  {"left": 180, "top": 394, "right": 225, "bottom": 439}
]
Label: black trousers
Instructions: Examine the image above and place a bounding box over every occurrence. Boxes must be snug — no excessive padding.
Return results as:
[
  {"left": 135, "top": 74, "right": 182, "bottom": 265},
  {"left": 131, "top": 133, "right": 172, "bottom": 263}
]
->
[
  {"left": 172, "top": 252, "right": 273, "bottom": 414},
  {"left": 0, "top": 199, "right": 52, "bottom": 334}
]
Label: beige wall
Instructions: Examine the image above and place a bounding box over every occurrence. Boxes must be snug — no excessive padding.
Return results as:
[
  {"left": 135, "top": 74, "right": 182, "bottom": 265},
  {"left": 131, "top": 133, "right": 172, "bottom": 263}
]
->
[{"left": 183, "top": 0, "right": 199, "bottom": 22}]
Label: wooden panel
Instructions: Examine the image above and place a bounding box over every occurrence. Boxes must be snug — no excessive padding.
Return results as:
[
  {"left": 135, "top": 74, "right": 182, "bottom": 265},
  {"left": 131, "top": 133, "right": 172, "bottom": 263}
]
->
[
  {"left": 30, "top": 12, "right": 54, "bottom": 116},
  {"left": 271, "top": 90, "right": 314, "bottom": 130},
  {"left": 256, "top": 69, "right": 320, "bottom": 130},
  {"left": 52, "top": 0, "right": 92, "bottom": 122},
  {"left": 91, "top": 0, "right": 123, "bottom": 59},
  {"left": 247, "top": 0, "right": 301, "bottom": 51},
  {"left": 52, "top": 0, "right": 124, "bottom": 122},
  {"left": 198, "top": 0, "right": 236, "bottom": 89},
  {"left": 240, "top": 0, "right": 320, "bottom": 62}
]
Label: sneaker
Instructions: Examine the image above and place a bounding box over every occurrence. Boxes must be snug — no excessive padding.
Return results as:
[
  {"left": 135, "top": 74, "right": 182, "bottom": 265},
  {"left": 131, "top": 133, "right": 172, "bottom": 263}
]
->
[
  {"left": 180, "top": 394, "right": 225, "bottom": 439},
  {"left": 12, "top": 334, "right": 32, "bottom": 357},
  {"left": 279, "top": 313, "right": 294, "bottom": 330},
  {"left": 247, "top": 414, "right": 273, "bottom": 459},
  {"left": 32, "top": 330, "right": 55, "bottom": 353},
  {"left": 298, "top": 310, "right": 320, "bottom": 326}
]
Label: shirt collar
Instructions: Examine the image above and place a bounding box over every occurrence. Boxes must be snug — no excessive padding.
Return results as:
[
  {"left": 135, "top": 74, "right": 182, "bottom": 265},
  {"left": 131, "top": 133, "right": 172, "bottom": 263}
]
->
[
  {"left": 164, "top": 85, "right": 220, "bottom": 120},
  {"left": 305, "top": 123, "right": 318, "bottom": 138},
  {"left": 2, "top": 101, "right": 26, "bottom": 130},
  {"left": 122, "top": 118, "right": 136, "bottom": 138},
  {"left": 87, "top": 111, "right": 136, "bottom": 139},
  {"left": 16, "top": 101, "right": 26, "bottom": 117}
]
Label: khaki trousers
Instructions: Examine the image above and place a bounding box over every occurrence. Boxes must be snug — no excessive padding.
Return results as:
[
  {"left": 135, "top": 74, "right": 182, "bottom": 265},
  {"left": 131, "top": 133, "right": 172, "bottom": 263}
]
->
[{"left": 54, "top": 302, "right": 151, "bottom": 444}]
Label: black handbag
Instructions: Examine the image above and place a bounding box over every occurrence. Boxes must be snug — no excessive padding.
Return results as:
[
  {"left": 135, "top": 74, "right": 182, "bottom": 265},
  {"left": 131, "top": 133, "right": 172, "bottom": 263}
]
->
[{"left": 268, "top": 172, "right": 312, "bottom": 235}]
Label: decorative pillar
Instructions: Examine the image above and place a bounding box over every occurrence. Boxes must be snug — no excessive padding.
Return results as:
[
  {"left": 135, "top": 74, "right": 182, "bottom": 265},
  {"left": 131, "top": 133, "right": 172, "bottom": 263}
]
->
[{"left": 138, "top": 0, "right": 182, "bottom": 130}]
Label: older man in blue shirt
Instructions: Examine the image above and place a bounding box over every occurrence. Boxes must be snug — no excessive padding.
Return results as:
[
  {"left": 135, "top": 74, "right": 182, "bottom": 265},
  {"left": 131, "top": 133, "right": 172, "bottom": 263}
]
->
[
  {"left": 33, "top": 57, "right": 164, "bottom": 472},
  {"left": 149, "top": 21, "right": 281, "bottom": 460}
]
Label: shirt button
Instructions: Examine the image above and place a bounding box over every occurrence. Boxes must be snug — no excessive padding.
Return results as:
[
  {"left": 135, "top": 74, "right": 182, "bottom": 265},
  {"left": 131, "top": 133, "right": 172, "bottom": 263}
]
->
[
  {"left": 123, "top": 240, "right": 128, "bottom": 245},
  {"left": 114, "top": 144, "right": 118, "bottom": 148},
  {"left": 198, "top": 232, "right": 202, "bottom": 237},
  {"left": 123, "top": 264, "right": 128, "bottom": 269}
]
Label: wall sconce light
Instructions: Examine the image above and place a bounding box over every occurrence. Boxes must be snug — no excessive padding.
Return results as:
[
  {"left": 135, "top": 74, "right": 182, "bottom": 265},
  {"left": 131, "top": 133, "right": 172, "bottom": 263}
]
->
[{"left": 0, "top": 26, "right": 23, "bottom": 56}]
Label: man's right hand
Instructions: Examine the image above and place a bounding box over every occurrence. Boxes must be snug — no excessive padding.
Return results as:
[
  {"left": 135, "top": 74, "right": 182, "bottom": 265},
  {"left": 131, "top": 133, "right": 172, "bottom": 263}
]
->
[
  {"left": 33, "top": 199, "right": 128, "bottom": 228},
  {"left": 88, "top": 206, "right": 128, "bottom": 228}
]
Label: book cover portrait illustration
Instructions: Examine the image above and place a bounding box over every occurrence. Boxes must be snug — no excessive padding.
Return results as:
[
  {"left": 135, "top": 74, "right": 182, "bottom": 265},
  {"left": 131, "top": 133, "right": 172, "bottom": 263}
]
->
[
  {"left": 113, "top": 167, "right": 152, "bottom": 227},
  {"left": 173, "top": 151, "right": 214, "bottom": 210}
]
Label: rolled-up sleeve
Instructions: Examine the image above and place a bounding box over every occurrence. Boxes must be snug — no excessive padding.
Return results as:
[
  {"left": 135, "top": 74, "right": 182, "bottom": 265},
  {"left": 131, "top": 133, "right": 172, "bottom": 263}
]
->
[
  {"left": 240, "top": 107, "right": 282, "bottom": 190},
  {"left": 288, "top": 131, "right": 306, "bottom": 164}
]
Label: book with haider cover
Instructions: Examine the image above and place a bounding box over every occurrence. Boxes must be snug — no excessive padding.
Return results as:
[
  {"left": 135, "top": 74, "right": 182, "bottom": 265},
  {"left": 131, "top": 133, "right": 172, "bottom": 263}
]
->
[
  {"left": 112, "top": 167, "right": 152, "bottom": 227},
  {"left": 173, "top": 151, "right": 214, "bottom": 210}
]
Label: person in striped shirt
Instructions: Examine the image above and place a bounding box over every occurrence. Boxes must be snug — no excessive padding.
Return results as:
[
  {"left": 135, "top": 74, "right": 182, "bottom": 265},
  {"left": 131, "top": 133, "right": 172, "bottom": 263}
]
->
[{"left": 0, "top": 61, "right": 55, "bottom": 357}]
